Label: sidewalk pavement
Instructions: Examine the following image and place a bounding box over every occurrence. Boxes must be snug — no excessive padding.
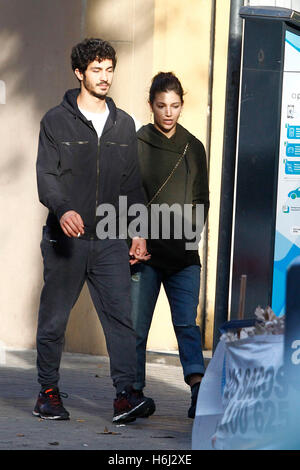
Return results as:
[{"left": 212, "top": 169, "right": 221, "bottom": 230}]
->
[{"left": 0, "top": 348, "right": 211, "bottom": 451}]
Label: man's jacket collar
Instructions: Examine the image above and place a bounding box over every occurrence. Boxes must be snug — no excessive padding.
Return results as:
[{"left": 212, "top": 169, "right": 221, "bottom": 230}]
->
[{"left": 61, "top": 88, "right": 117, "bottom": 125}]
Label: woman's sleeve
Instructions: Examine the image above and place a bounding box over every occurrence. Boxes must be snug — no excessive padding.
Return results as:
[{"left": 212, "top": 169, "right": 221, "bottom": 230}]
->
[{"left": 192, "top": 139, "right": 210, "bottom": 223}]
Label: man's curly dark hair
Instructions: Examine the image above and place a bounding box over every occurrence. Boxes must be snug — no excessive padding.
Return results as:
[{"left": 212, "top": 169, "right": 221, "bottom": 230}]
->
[{"left": 71, "top": 38, "right": 117, "bottom": 73}]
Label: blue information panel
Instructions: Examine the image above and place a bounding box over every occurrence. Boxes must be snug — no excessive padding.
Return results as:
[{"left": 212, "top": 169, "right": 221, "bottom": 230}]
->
[
  {"left": 287, "top": 125, "right": 300, "bottom": 139},
  {"left": 272, "top": 30, "right": 300, "bottom": 316}
]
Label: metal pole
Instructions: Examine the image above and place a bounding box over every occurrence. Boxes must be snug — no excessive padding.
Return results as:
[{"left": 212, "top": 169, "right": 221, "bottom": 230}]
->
[
  {"left": 200, "top": 0, "right": 216, "bottom": 345},
  {"left": 212, "top": 0, "right": 244, "bottom": 351}
]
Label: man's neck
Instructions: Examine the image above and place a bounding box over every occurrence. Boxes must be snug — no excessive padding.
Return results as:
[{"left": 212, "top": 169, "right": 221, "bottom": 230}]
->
[{"left": 77, "top": 89, "right": 107, "bottom": 114}]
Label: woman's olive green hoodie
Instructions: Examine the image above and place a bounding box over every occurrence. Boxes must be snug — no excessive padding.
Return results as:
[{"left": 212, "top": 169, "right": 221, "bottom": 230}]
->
[{"left": 137, "top": 123, "right": 209, "bottom": 275}]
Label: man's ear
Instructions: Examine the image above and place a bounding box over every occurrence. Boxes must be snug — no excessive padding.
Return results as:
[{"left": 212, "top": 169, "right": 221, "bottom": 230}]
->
[{"left": 74, "top": 68, "right": 84, "bottom": 82}]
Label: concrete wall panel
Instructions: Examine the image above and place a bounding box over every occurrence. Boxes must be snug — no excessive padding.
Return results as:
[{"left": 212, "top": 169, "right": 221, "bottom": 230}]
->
[{"left": 0, "top": 0, "right": 83, "bottom": 350}]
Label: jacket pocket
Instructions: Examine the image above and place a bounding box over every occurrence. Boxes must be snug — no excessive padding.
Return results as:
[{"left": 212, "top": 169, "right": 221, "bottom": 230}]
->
[
  {"left": 105, "top": 141, "right": 128, "bottom": 147},
  {"left": 104, "top": 141, "right": 128, "bottom": 167},
  {"left": 61, "top": 141, "right": 89, "bottom": 145},
  {"left": 59, "top": 141, "right": 90, "bottom": 174}
]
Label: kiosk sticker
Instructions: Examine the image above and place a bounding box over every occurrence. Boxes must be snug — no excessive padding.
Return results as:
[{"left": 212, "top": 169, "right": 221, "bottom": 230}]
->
[
  {"left": 286, "top": 143, "right": 300, "bottom": 156},
  {"left": 285, "top": 159, "right": 300, "bottom": 174},
  {"left": 287, "top": 125, "right": 300, "bottom": 139},
  {"left": 272, "top": 30, "right": 300, "bottom": 316}
]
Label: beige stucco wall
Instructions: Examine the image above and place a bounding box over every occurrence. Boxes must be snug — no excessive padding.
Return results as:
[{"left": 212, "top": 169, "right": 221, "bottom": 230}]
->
[
  {"left": 204, "top": 0, "right": 231, "bottom": 349},
  {"left": 0, "top": 0, "right": 84, "bottom": 350},
  {"left": 144, "top": 0, "right": 213, "bottom": 351},
  {"left": 66, "top": 0, "right": 231, "bottom": 354},
  {"left": 0, "top": 0, "right": 231, "bottom": 356},
  {"left": 65, "top": 0, "right": 156, "bottom": 355},
  {"left": 65, "top": 0, "right": 218, "bottom": 355}
]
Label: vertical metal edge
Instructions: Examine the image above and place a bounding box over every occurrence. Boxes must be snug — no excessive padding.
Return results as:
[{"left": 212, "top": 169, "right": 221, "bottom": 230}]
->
[
  {"left": 200, "top": 0, "right": 217, "bottom": 347},
  {"left": 212, "top": 0, "right": 244, "bottom": 351}
]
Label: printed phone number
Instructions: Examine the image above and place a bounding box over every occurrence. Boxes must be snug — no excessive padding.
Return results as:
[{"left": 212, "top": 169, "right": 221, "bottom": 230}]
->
[{"left": 218, "top": 399, "right": 289, "bottom": 435}]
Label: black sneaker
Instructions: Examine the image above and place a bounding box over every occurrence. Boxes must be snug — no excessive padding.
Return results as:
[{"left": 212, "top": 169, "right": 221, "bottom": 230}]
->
[
  {"left": 188, "top": 382, "right": 200, "bottom": 419},
  {"left": 131, "top": 389, "right": 156, "bottom": 418},
  {"left": 32, "top": 387, "right": 70, "bottom": 420},
  {"left": 113, "top": 385, "right": 155, "bottom": 424}
]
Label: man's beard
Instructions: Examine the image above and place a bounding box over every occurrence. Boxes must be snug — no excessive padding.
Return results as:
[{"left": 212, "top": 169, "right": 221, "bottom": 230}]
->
[
  {"left": 83, "top": 76, "right": 109, "bottom": 100},
  {"left": 89, "top": 89, "right": 106, "bottom": 100}
]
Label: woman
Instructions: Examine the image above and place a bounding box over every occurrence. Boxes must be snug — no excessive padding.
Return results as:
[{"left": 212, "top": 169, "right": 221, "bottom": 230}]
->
[{"left": 131, "top": 72, "right": 209, "bottom": 418}]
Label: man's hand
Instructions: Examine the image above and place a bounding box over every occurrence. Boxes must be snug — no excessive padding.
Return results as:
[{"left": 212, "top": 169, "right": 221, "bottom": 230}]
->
[
  {"left": 60, "top": 211, "right": 85, "bottom": 238},
  {"left": 129, "top": 237, "right": 151, "bottom": 265}
]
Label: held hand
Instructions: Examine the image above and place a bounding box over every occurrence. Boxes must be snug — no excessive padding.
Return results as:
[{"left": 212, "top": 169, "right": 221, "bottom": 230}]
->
[
  {"left": 60, "top": 211, "right": 85, "bottom": 238},
  {"left": 129, "top": 237, "right": 151, "bottom": 265}
]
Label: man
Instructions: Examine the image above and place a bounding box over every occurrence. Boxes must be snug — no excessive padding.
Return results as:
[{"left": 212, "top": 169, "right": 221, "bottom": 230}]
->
[{"left": 33, "top": 38, "right": 154, "bottom": 424}]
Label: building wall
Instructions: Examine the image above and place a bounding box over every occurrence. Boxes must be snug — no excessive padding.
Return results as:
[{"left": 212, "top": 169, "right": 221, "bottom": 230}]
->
[
  {"left": 0, "top": 0, "right": 231, "bottom": 355},
  {"left": 137, "top": 0, "right": 214, "bottom": 351},
  {"left": 204, "top": 0, "right": 231, "bottom": 349},
  {"left": 65, "top": 0, "right": 156, "bottom": 355},
  {"left": 0, "top": 0, "right": 84, "bottom": 350},
  {"left": 65, "top": 0, "right": 220, "bottom": 354}
]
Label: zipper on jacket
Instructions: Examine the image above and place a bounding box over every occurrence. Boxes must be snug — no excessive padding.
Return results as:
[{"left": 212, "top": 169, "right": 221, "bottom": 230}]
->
[
  {"left": 105, "top": 141, "right": 128, "bottom": 147},
  {"left": 61, "top": 141, "right": 89, "bottom": 145},
  {"left": 77, "top": 115, "right": 116, "bottom": 240},
  {"left": 92, "top": 137, "right": 101, "bottom": 240}
]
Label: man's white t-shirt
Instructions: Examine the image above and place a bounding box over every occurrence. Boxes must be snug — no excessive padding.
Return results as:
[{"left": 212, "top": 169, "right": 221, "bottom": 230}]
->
[{"left": 79, "top": 103, "right": 109, "bottom": 138}]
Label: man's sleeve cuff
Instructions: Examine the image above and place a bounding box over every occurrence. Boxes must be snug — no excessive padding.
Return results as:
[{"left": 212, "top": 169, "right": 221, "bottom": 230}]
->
[{"left": 55, "top": 203, "right": 73, "bottom": 221}]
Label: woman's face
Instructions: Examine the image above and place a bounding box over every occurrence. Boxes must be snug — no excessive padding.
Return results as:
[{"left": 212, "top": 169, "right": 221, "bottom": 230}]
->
[{"left": 150, "top": 90, "right": 183, "bottom": 138}]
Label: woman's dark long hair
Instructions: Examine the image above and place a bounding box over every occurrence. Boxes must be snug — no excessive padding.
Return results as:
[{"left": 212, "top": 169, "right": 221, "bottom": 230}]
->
[{"left": 149, "top": 72, "right": 184, "bottom": 104}]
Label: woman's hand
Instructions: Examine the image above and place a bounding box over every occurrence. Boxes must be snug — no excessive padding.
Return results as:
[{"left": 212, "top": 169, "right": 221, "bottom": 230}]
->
[{"left": 129, "top": 237, "right": 151, "bottom": 265}]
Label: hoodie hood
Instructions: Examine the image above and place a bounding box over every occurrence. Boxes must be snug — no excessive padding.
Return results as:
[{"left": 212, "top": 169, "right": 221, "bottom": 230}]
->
[
  {"left": 137, "top": 123, "right": 193, "bottom": 155},
  {"left": 61, "top": 88, "right": 117, "bottom": 123}
]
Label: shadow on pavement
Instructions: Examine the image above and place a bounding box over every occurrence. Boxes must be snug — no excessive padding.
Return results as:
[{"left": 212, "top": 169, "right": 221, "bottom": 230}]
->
[{"left": 0, "top": 349, "right": 196, "bottom": 451}]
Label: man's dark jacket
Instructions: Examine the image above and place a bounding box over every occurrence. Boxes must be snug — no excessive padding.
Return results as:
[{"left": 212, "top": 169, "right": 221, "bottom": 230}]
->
[{"left": 36, "top": 88, "right": 145, "bottom": 239}]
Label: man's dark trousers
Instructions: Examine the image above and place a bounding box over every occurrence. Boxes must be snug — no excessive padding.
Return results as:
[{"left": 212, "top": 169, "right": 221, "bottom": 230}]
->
[{"left": 36, "top": 225, "right": 136, "bottom": 394}]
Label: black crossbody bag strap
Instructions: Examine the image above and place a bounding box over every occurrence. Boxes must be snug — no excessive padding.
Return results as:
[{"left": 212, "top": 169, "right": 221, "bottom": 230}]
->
[{"left": 146, "top": 143, "right": 189, "bottom": 208}]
